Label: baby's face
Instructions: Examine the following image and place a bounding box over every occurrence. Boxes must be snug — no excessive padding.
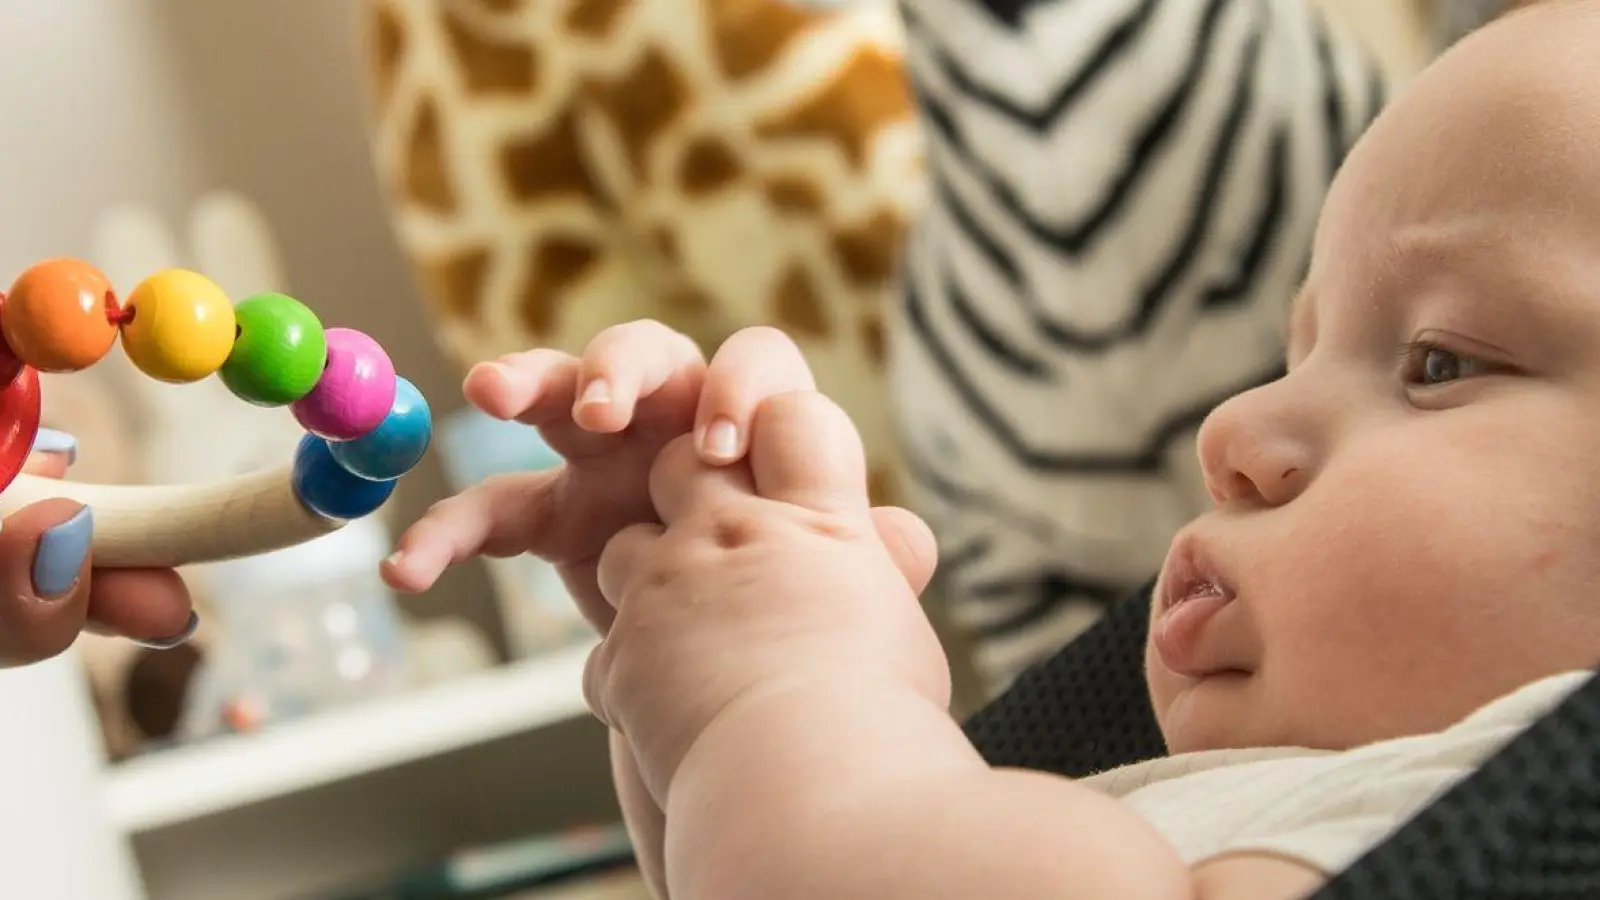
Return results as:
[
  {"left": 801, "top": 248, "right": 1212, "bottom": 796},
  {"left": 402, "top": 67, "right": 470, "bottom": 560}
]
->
[{"left": 1147, "top": 1, "right": 1600, "bottom": 754}]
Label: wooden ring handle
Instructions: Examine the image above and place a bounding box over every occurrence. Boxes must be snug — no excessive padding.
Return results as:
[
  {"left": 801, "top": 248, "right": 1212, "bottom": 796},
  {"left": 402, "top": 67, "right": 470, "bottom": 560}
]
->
[{"left": 0, "top": 470, "right": 345, "bottom": 570}]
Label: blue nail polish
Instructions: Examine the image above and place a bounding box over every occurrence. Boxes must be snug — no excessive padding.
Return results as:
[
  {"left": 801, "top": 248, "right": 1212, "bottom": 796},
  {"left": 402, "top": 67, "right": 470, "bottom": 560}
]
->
[
  {"left": 31, "top": 428, "right": 78, "bottom": 465},
  {"left": 133, "top": 612, "right": 200, "bottom": 650},
  {"left": 33, "top": 506, "right": 92, "bottom": 598}
]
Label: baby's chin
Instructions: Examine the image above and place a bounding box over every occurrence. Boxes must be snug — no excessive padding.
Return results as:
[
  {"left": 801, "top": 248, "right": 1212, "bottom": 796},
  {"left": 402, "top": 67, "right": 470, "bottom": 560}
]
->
[{"left": 1150, "top": 667, "right": 1281, "bottom": 754}]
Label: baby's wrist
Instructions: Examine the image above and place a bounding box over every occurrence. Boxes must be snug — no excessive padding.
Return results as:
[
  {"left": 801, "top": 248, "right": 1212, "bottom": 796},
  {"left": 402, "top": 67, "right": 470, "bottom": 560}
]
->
[
  {"left": 671, "top": 665, "right": 974, "bottom": 808},
  {"left": 663, "top": 670, "right": 980, "bottom": 894}
]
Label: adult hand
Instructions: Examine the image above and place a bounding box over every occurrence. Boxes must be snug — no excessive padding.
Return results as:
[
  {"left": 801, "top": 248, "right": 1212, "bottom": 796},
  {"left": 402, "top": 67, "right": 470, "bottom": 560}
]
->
[{"left": 0, "top": 429, "right": 195, "bottom": 668}]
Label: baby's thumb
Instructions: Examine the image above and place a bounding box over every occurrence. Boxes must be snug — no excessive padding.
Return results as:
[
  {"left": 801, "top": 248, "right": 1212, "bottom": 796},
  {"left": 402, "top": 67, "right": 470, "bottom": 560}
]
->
[{"left": 870, "top": 505, "right": 938, "bottom": 596}]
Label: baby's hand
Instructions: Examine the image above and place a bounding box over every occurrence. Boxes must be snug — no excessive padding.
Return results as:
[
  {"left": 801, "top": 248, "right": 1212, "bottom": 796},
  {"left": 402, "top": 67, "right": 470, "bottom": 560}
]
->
[
  {"left": 585, "top": 384, "right": 947, "bottom": 803},
  {"left": 381, "top": 322, "right": 817, "bottom": 631}
]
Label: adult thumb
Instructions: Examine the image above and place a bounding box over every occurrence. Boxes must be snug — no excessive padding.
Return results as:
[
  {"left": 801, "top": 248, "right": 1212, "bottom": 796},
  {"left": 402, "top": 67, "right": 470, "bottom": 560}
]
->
[
  {"left": 870, "top": 505, "right": 939, "bottom": 596},
  {"left": 0, "top": 499, "right": 94, "bottom": 667}
]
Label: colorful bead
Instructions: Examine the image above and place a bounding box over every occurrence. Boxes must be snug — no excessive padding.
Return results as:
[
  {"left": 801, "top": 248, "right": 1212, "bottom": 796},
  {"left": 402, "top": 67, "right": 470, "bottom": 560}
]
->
[
  {"left": 291, "top": 433, "right": 397, "bottom": 520},
  {"left": 121, "top": 269, "right": 238, "bottom": 383},
  {"left": 0, "top": 365, "right": 41, "bottom": 495},
  {"left": 2, "top": 258, "right": 119, "bottom": 373},
  {"left": 220, "top": 292, "right": 327, "bottom": 406},
  {"left": 327, "top": 376, "right": 432, "bottom": 481},
  {"left": 290, "top": 328, "right": 396, "bottom": 441}
]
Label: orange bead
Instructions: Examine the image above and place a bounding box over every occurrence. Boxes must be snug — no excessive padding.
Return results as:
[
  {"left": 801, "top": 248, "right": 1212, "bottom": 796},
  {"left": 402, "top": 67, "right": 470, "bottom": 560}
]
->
[{"left": 2, "top": 258, "right": 119, "bottom": 373}]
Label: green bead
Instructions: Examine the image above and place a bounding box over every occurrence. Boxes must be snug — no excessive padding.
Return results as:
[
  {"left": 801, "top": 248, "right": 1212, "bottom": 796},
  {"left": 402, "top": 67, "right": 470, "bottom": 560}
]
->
[{"left": 220, "top": 292, "right": 328, "bottom": 406}]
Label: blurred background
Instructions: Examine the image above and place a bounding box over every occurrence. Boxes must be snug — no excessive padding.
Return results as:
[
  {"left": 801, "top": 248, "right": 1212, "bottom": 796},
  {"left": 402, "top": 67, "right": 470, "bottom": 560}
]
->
[
  {"left": 0, "top": 1, "right": 1471, "bottom": 898},
  {"left": 3, "top": 3, "right": 622, "bottom": 898}
]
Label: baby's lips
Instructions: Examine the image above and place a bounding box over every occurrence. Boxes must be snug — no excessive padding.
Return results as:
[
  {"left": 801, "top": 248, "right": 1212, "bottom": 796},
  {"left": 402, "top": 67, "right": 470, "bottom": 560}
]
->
[{"left": 1152, "top": 590, "right": 1235, "bottom": 677}]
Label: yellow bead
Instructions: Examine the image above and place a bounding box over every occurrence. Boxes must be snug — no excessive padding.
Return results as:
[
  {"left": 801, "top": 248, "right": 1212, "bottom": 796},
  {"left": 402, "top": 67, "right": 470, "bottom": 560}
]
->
[{"left": 121, "top": 269, "right": 238, "bottom": 383}]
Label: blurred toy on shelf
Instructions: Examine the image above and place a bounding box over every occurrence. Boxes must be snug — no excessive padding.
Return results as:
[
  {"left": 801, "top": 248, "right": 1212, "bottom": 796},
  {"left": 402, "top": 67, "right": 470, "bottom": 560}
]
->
[
  {"left": 178, "top": 515, "right": 415, "bottom": 739},
  {"left": 435, "top": 406, "right": 589, "bottom": 659}
]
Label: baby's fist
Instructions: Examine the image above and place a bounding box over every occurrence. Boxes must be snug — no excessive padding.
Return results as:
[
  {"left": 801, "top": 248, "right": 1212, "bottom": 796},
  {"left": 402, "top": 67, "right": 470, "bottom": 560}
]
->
[{"left": 585, "top": 389, "right": 947, "bottom": 801}]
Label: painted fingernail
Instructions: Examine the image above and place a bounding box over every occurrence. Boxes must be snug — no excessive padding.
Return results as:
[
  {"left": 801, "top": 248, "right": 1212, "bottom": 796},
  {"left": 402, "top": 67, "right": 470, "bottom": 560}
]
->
[
  {"left": 133, "top": 612, "right": 200, "bottom": 650},
  {"left": 578, "top": 379, "right": 611, "bottom": 406},
  {"left": 33, "top": 506, "right": 92, "bottom": 599},
  {"left": 31, "top": 428, "right": 78, "bottom": 465},
  {"left": 703, "top": 418, "right": 739, "bottom": 460}
]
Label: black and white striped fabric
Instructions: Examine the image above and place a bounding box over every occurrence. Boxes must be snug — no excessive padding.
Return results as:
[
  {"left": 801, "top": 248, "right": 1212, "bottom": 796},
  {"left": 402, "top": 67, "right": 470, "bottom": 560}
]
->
[{"left": 887, "top": 0, "right": 1389, "bottom": 690}]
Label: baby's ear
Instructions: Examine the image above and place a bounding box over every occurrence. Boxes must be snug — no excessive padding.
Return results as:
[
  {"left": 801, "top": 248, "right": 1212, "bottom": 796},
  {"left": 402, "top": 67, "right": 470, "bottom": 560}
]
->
[{"left": 188, "top": 190, "right": 287, "bottom": 297}]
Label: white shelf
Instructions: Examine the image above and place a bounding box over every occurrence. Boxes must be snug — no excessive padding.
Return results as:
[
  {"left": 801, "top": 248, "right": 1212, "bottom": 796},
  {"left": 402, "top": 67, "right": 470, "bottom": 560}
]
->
[{"left": 103, "top": 641, "right": 597, "bottom": 834}]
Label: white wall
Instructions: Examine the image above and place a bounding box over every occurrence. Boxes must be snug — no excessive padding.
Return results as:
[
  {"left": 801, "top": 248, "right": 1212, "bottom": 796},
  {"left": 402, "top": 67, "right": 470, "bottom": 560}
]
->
[{"left": 0, "top": 1, "right": 213, "bottom": 280}]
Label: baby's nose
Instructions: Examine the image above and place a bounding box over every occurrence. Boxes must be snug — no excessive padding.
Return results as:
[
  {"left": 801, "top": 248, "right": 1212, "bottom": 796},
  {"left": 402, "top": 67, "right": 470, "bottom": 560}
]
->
[{"left": 1196, "top": 387, "right": 1316, "bottom": 508}]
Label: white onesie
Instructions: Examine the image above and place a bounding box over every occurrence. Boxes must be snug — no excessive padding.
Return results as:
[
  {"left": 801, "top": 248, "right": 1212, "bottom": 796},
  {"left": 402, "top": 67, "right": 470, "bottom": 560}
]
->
[{"left": 1078, "top": 670, "right": 1594, "bottom": 875}]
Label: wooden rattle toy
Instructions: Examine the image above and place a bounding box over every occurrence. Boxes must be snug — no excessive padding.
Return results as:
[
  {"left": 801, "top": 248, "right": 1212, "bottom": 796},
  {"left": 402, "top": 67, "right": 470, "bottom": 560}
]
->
[{"left": 0, "top": 258, "right": 433, "bottom": 569}]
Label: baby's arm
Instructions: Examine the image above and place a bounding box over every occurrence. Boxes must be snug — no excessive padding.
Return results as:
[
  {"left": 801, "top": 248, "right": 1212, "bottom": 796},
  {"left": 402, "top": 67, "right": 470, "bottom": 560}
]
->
[
  {"left": 593, "top": 375, "right": 1326, "bottom": 900},
  {"left": 666, "top": 676, "right": 1320, "bottom": 900}
]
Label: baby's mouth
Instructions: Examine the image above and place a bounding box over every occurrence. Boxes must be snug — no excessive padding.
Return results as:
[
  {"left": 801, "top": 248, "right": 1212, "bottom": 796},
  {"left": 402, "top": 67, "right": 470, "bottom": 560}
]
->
[
  {"left": 1158, "top": 534, "right": 1237, "bottom": 613},
  {"left": 1154, "top": 535, "right": 1242, "bottom": 675},
  {"left": 1168, "top": 578, "right": 1233, "bottom": 611}
]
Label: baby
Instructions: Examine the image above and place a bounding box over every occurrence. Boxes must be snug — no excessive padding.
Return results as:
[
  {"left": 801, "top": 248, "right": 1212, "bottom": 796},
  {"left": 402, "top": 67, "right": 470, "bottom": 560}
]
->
[{"left": 384, "top": 4, "right": 1600, "bottom": 898}]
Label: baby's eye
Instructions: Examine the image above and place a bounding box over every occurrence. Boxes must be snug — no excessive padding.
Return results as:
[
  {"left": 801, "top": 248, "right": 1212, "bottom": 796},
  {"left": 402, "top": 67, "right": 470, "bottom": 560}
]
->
[{"left": 1405, "top": 344, "right": 1491, "bottom": 387}]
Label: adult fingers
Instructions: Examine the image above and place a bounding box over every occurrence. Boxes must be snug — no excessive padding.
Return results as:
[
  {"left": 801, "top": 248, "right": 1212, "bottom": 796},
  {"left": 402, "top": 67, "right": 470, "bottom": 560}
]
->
[
  {"left": 0, "top": 500, "right": 94, "bottom": 667},
  {"left": 382, "top": 470, "right": 560, "bottom": 593},
  {"left": 870, "top": 506, "right": 940, "bottom": 597},
  {"left": 86, "top": 568, "right": 197, "bottom": 649},
  {"left": 695, "top": 327, "right": 817, "bottom": 464},
  {"left": 571, "top": 320, "right": 707, "bottom": 436},
  {"left": 23, "top": 428, "right": 78, "bottom": 477}
]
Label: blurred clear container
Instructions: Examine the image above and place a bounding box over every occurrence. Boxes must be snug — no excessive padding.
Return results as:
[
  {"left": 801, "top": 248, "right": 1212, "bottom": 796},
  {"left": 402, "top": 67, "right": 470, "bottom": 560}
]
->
[{"left": 184, "top": 517, "right": 413, "bottom": 734}]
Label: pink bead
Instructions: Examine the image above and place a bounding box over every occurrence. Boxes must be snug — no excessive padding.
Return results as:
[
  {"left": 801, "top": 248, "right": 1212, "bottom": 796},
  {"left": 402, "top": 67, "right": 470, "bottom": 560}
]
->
[{"left": 291, "top": 328, "right": 397, "bottom": 441}]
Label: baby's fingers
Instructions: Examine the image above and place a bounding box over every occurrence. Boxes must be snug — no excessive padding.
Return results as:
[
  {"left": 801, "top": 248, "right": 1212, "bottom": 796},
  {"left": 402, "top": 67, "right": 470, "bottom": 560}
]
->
[
  {"left": 695, "top": 326, "right": 817, "bottom": 464},
  {"left": 463, "top": 349, "right": 580, "bottom": 427},
  {"left": 572, "top": 320, "right": 706, "bottom": 435},
  {"left": 382, "top": 471, "right": 560, "bottom": 594}
]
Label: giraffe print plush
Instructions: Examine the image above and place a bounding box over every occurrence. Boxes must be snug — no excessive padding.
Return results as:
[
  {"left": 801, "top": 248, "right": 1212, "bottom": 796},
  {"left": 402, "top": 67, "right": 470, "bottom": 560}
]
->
[
  {"left": 360, "top": 0, "right": 924, "bottom": 504},
  {"left": 356, "top": 0, "right": 1521, "bottom": 695}
]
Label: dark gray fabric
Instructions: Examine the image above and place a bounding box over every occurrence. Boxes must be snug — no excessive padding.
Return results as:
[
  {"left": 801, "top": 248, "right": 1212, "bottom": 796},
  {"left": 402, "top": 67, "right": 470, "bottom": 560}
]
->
[{"left": 962, "top": 586, "right": 1600, "bottom": 897}]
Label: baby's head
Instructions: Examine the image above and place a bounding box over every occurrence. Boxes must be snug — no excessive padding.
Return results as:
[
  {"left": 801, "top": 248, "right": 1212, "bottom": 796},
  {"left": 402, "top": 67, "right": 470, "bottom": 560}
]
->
[{"left": 1148, "top": 0, "right": 1600, "bottom": 755}]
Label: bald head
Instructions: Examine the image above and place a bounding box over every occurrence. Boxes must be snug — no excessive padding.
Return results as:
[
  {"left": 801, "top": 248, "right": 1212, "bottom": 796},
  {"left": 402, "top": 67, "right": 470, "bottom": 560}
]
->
[{"left": 1310, "top": 0, "right": 1600, "bottom": 287}]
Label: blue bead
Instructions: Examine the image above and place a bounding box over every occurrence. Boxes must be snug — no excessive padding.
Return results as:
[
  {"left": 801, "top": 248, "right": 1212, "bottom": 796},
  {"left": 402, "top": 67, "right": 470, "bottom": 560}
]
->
[
  {"left": 292, "top": 433, "right": 397, "bottom": 520},
  {"left": 327, "top": 376, "right": 433, "bottom": 481}
]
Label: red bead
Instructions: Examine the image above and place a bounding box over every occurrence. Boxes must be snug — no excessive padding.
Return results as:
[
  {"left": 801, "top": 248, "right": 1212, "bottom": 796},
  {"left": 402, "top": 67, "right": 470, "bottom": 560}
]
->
[
  {"left": 2, "top": 259, "right": 119, "bottom": 373},
  {"left": 0, "top": 365, "right": 41, "bottom": 494}
]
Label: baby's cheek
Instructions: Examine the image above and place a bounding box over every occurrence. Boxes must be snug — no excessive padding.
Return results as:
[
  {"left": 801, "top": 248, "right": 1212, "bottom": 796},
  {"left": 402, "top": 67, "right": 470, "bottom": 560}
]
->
[{"left": 1279, "top": 456, "right": 1583, "bottom": 736}]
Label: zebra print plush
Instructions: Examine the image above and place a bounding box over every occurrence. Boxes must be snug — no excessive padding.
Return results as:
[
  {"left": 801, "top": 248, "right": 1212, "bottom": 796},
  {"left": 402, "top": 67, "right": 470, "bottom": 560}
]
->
[{"left": 887, "top": 0, "right": 1389, "bottom": 690}]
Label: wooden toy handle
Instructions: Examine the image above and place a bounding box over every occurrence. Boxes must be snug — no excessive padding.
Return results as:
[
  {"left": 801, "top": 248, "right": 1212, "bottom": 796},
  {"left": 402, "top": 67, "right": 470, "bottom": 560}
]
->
[{"left": 0, "top": 470, "right": 345, "bottom": 570}]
